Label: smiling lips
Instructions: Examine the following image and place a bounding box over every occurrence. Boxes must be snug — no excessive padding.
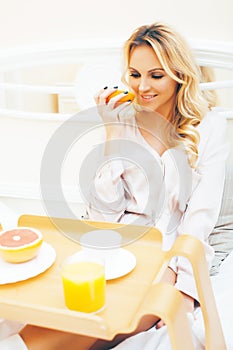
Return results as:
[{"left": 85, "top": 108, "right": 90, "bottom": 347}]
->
[{"left": 140, "top": 94, "right": 158, "bottom": 101}]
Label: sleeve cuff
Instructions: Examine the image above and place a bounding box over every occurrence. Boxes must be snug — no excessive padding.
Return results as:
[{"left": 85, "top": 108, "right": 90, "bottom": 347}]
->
[
  {"left": 168, "top": 256, "right": 178, "bottom": 273},
  {"left": 0, "top": 319, "right": 25, "bottom": 340},
  {"left": 0, "top": 334, "right": 28, "bottom": 350},
  {"left": 175, "top": 270, "right": 199, "bottom": 302},
  {"left": 168, "top": 256, "right": 199, "bottom": 301}
]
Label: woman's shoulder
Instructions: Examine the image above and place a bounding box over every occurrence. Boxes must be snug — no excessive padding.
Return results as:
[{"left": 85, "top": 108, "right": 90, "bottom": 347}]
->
[
  {"left": 197, "top": 109, "right": 228, "bottom": 158},
  {"left": 198, "top": 109, "right": 227, "bottom": 133}
]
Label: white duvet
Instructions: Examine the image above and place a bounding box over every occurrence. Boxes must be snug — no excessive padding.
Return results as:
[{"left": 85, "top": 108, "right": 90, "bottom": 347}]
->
[{"left": 114, "top": 250, "right": 233, "bottom": 350}]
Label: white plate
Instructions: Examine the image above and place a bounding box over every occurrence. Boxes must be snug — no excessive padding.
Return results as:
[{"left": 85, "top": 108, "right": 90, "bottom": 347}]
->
[
  {"left": 66, "top": 249, "right": 136, "bottom": 280},
  {"left": 105, "top": 248, "right": 136, "bottom": 280},
  {"left": 0, "top": 242, "right": 56, "bottom": 284},
  {"left": 61, "top": 249, "right": 136, "bottom": 281}
]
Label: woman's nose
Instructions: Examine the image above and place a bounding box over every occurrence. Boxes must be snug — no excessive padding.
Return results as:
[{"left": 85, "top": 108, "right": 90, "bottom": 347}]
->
[{"left": 138, "top": 77, "right": 150, "bottom": 92}]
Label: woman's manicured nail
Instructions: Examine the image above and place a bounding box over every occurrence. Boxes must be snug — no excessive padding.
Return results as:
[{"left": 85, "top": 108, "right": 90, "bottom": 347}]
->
[
  {"left": 113, "top": 86, "right": 118, "bottom": 89},
  {"left": 103, "top": 86, "right": 108, "bottom": 89},
  {"left": 124, "top": 91, "right": 128, "bottom": 94}
]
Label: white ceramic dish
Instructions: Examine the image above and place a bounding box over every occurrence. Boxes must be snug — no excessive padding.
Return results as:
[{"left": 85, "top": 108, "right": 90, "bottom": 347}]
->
[
  {"left": 0, "top": 242, "right": 56, "bottom": 284},
  {"left": 105, "top": 248, "right": 136, "bottom": 280},
  {"left": 69, "top": 248, "right": 136, "bottom": 281}
]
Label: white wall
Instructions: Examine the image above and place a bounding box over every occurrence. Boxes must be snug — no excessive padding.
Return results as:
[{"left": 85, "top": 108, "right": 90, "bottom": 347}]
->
[
  {"left": 0, "top": 0, "right": 233, "bottom": 49},
  {"left": 0, "top": 0, "right": 233, "bottom": 221}
]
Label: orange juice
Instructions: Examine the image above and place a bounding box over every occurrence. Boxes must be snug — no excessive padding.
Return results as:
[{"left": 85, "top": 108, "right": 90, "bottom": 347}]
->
[{"left": 62, "top": 261, "right": 105, "bottom": 313}]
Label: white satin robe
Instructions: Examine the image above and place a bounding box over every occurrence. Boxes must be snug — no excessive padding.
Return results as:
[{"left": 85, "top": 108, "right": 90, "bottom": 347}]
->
[{"left": 87, "top": 110, "right": 228, "bottom": 301}]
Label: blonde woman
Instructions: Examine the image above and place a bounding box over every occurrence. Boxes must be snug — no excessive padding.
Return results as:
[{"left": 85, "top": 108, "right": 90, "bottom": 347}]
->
[
  {"left": 0, "top": 22, "right": 228, "bottom": 350},
  {"left": 87, "top": 22, "right": 228, "bottom": 328}
]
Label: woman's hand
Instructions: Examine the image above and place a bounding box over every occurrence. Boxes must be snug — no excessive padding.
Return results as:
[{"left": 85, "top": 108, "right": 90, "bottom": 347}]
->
[
  {"left": 155, "top": 267, "right": 195, "bottom": 329},
  {"left": 156, "top": 291, "right": 195, "bottom": 329},
  {"left": 180, "top": 292, "right": 195, "bottom": 313},
  {"left": 94, "top": 87, "right": 132, "bottom": 136}
]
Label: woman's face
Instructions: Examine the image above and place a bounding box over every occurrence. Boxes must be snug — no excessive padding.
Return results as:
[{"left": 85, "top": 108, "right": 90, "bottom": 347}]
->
[{"left": 128, "top": 45, "right": 178, "bottom": 119}]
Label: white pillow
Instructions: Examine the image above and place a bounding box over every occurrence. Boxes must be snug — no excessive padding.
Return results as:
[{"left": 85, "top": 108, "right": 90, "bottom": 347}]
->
[{"left": 209, "top": 118, "right": 233, "bottom": 275}]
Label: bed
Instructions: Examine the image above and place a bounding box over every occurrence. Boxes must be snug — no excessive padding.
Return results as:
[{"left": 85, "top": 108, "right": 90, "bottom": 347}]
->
[{"left": 0, "top": 37, "right": 233, "bottom": 349}]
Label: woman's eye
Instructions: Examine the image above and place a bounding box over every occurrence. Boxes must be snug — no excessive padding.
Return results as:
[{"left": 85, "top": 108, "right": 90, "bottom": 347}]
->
[
  {"left": 129, "top": 73, "right": 140, "bottom": 78},
  {"left": 152, "top": 75, "right": 163, "bottom": 79}
]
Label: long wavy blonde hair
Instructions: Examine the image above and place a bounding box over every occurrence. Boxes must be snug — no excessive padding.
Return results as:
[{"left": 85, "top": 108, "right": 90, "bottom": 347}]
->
[{"left": 122, "top": 23, "right": 210, "bottom": 168}]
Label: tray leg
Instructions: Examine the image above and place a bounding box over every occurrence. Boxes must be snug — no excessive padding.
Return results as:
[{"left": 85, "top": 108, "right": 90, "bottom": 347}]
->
[
  {"left": 169, "top": 235, "right": 226, "bottom": 350},
  {"left": 138, "top": 282, "right": 195, "bottom": 350}
]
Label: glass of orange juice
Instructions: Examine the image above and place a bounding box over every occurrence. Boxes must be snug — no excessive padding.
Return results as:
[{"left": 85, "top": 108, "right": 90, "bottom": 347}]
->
[{"left": 61, "top": 252, "right": 106, "bottom": 313}]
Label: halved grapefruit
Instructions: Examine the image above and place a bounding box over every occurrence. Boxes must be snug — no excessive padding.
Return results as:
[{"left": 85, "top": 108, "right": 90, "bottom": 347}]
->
[{"left": 0, "top": 227, "right": 43, "bottom": 263}]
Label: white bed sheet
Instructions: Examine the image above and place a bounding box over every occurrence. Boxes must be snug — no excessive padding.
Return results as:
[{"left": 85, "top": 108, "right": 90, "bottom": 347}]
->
[{"left": 114, "top": 250, "right": 233, "bottom": 350}]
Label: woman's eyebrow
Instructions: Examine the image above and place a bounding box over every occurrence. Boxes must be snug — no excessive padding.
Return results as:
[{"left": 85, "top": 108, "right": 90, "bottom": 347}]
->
[
  {"left": 148, "top": 68, "right": 164, "bottom": 72},
  {"left": 128, "top": 66, "right": 164, "bottom": 72}
]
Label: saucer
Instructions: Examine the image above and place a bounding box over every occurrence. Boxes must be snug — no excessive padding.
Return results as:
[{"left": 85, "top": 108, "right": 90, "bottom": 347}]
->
[
  {"left": 68, "top": 249, "right": 136, "bottom": 280},
  {"left": 105, "top": 249, "right": 136, "bottom": 280},
  {"left": 0, "top": 242, "right": 56, "bottom": 284}
]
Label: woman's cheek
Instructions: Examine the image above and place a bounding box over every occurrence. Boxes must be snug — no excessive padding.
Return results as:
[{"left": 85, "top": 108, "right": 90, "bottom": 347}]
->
[{"left": 128, "top": 78, "right": 136, "bottom": 89}]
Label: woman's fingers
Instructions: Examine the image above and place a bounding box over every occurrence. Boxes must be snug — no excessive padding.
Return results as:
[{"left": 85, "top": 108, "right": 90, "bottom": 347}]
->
[
  {"left": 95, "top": 87, "right": 132, "bottom": 108},
  {"left": 155, "top": 319, "right": 166, "bottom": 329},
  {"left": 94, "top": 87, "right": 132, "bottom": 125},
  {"left": 94, "top": 87, "right": 117, "bottom": 106}
]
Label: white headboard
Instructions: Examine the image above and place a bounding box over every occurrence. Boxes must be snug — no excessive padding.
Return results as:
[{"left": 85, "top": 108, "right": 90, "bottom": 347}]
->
[
  {"left": 0, "top": 38, "right": 233, "bottom": 121},
  {"left": 0, "top": 38, "right": 232, "bottom": 212}
]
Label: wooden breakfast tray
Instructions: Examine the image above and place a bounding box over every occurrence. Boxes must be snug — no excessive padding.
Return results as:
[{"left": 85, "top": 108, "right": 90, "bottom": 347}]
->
[{"left": 0, "top": 214, "right": 168, "bottom": 340}]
